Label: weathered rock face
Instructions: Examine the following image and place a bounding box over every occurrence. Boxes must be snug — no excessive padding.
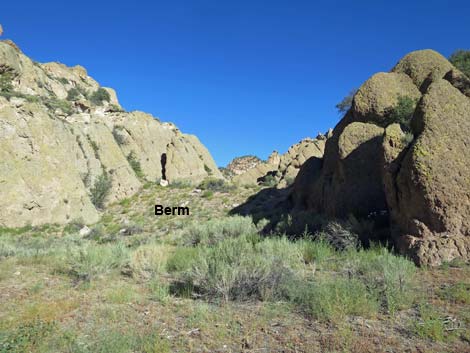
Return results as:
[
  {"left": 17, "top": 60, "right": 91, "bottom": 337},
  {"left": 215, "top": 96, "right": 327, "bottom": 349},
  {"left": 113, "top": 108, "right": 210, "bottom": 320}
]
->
[
  {"left": 226, "top": 155, "right": 263, "bottom": 176},
  {"left": 291, "top": 49, "right": 470, "bottom": 266},
  {"left": 0, "top": 41, "right": 221, "bottom": 227},
  {"left": 231, "top": 137, "right": 326, "bottom": 187}
]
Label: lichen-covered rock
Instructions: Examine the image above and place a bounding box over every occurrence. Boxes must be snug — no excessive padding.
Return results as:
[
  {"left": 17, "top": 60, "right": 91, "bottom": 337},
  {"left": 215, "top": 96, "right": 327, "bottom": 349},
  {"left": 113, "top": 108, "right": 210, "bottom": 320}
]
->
[
  {"left": 391, "top": 79, "right": 470, "bottom": 265},
  {"left": 392, "top": 49, "right": 454, "bottom": 91},
  {"left": 352, "top": 72, "right": 421, "bottom": 124},
  {"left": 291, "top": 49, "right": 470, "bottom": 266},
  {"left": 295, "top": 122, "right": 386, "bottom": 218},
  {"left": 0, "top": 41, "right": 221, "bottom": 227}
]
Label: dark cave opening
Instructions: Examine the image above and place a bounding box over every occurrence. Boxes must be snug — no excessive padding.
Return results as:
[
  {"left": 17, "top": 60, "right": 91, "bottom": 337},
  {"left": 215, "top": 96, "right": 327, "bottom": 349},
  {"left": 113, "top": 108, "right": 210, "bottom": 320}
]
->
[{"left": 161, "top": 153, "right": 167, "bottom": 180}]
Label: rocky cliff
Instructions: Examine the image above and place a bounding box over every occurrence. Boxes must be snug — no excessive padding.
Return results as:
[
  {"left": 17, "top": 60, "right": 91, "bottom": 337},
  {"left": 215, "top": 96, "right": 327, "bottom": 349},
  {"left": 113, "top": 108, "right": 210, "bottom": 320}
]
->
[
  {"left": 291, "top": 50, "right": 470, "bottom": 266},
  {"left": 0, "top": 41, "right": 221, "bottom": 227}
]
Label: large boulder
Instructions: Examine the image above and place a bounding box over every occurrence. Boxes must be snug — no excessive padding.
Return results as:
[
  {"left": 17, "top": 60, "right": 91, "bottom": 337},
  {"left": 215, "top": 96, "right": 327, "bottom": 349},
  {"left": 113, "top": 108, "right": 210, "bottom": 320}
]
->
[
  {"left": 291, "top": 49, "right": 470, "bottom": 266},
  {"left": 352, "top": 72, "right": 420, "bottom": 124},
  {"left": 391, "top": 79, "right": 470, "bottom": 265}
]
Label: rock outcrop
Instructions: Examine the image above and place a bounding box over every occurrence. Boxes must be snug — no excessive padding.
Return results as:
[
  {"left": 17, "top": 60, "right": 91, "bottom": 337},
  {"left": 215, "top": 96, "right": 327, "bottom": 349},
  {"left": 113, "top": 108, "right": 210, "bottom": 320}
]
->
[
  {"left": 291, "top": 50, "right": 470, "bottom": 266},
  {"left": 226, "top": 155, "right": 263, "bottom": 176},
  {"left": 231, "top": 137, "right": 326, "bottom": 187},
  {"left": 0, "top": 41, "right": 221, "bottom": 227}
]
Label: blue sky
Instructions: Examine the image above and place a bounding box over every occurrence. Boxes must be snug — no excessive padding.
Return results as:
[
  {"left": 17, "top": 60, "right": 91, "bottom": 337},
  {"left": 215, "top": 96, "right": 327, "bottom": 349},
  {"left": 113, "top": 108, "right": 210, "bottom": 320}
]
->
[{"left": 2, "top": 0, "right": 470, "bottom": 166}]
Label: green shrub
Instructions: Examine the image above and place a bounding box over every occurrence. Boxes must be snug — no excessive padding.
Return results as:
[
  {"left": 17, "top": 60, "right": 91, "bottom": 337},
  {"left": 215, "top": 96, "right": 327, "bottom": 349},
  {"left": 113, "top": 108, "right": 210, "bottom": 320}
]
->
[
  {"left": 65, "top": 242, "right": 129, "bottom": 281},
  {"left": 198, "top": 178, "right": 234, "bottom": 193},
  {"left": 439, "top": 282, "right": 470, "bottom": 304},
  {"left": 66, "top": 87, "right": 80, "bottom": 101},
  {"left": 90, "top": 171, "right": 112, "bottom": 209},
  {"left": 290, "top": 277, "right": 378, "bottom": 322},
  {"left": 129, "top": 243, "right": 170, "bottom": 280},
  {"left": 412, "top": 303, "right": 447, "bottom": 342},
  {"left": 169, "top": 179, "right": 192, "bottom": 189},
  {"left": 201, "top": 190, "right": 213, "bottom": 199},
  {"left": 298, "top": 238, "right": 335, "bottom": 268},
  {"left": 166, "top": 247, "right": 200, "bottom": 273},
  {"left": 349, "top": 247, "right": 417, "bottom": 314},
  {"left": 402, "top": 131, "right": 414, "bottom": 145},
  {"left": 204, "top": 164, "right": 212, "bottom": 174},
  {"left": 387, "top": 95, "right": 417, "bottom": 131},
  {"left": 43, "top": 97, "right": 74, "bottom": 115},
  {"left": 127, "top": 151, "right": 144, "bottom": 179},
  {"left": 179, "top": 216, "right": 258, "bottom": 246},
  {"left": 449, "top": 49, "right": 470, "bottom": 77},
  {"left": 89, "top": 87, "right": 111, "bottom": 105},
  {"left": 336, "top": 88, "right": 358, "bottom": 114},
  {"left": 148, "top": 279, "right": 171, "bottom": 303},
  {"left": 180, "top": 235, "right": 304, "bottom": 302},
  {"left": 58, "top": 77, "right": 69, "bottom": 85},
  {"left": 0, "top": 71, "right": 14, "bottom": 93},
  {"left": 260, "top": 174, "right": 277, "bottom": 187}
]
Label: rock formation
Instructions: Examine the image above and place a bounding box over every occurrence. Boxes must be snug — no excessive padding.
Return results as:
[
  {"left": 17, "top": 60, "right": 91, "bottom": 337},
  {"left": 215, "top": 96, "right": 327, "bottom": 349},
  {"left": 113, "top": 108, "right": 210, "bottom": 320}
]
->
[
  {"left": 291, "top": 50, "right": 470, "bottom": 266},
  {"left": 0, "top": 41, "right": 221, "bottom": 227},
  {"left": 226, "top": 155, "right": 263, "bottom": 176},
  {"left": 231, "top": 137, "right": 326, "bottom": 187}
]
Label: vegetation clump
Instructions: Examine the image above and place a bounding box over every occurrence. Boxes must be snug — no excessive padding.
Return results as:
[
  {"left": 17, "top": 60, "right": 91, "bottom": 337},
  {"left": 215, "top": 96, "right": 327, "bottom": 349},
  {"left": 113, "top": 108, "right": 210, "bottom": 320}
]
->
[
  {"left": 89, "top": 87, "right": 110, "bottom": 105},
  {"left": 449, "top": 49, "right": 470, "bottom": 78},
  {"left": 387, "top": 95, "right": 417, "bottom": 131},
  {"left": 127, "top": 151, "right": 144, "bottom": 179},
  {"left": 336, "top": 88, "right": 358, "bottom": 114},
  {"left": 90, "top": 171, "right": 112, "bottom": 209},
  {"left": 198, "top": 178, "right": 235, "bottom": 193},
  {"left": 66, "top": 87, "right": 80, "bottom": 101}
]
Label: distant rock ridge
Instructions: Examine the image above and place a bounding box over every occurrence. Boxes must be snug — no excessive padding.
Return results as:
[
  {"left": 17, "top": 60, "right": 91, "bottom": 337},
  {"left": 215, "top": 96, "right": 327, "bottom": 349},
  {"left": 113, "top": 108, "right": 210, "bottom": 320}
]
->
[
  {"left": 230, "top": 136, "right": 327, "bottom": 188},
  {"left": 291, "top": 49, "right": 470, "bottom": 266},
  {"left": 0, "top": 41, "right": 221, "bottom": 227}
]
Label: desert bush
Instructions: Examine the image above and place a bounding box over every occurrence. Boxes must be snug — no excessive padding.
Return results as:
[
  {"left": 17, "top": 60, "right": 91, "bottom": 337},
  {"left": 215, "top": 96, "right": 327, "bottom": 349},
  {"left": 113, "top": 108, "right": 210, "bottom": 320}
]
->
[
  {"left": 260, "top": 174, "right": 277, "bottom": 187},
  {"left": 180, "top": 235, "right": 305, "bottom": 301},
  {"left": 179, "top": 216, "right": 258, "bottom": 246},
  {"left": 166, "top": 247, "right": 200, "bottom": 273},
  {"left": 274, "top": 211, "right": 326, "bottom": 236},
  {"left": 412, "top": 303, "right": 447, "bottom": 342},
  {"left": 90, "top": 171, "right": 112, "bottom": 209},
  {"left": 65, "top": 242, "right": 129, "bottom": 281},
  {"left": 66, "top": 87, "right": 80, "bottom": 101},
  {"left": 43, "top": 97, "right": 74, "bottom": 115},
  {"left": 317, "top": 220, "right": 360, "bottom": 251},
  {"left": 402, "top": 131, "right": 414, "bottom": 145},
  {"left": 449, "top": 49, "right": 470, "bottom": 77},
  {"left": 89, "top": 87, "right": 110, "bottom": 105},
  {"left": 129, "top": 243, "right": 171, "bottom": 280},
  {"left": 290, "top": 276, "right": 378, "bottom": 322},
  {"left": 169, "top": 179, "right": 192, "bottom": 189},
  {"left": 127, "top": 151, "right": 144, "bottom": 179},
  {"left": 336, "top": 88, "right": 358, "bottom": 114},
  {"left": 198, "top": 178, "right": 234, "bottom": 193},
  {"left": 439, "top": 282, "right": 470, "bottom": 304},
  {"left": 387, "top": 95, "right": 417, "bottom": 131},
  {"left": 297, "top": 238, "right": 335, "bottom": 268},
  {"left": 148, "top": 279, "right": 171, "bottom": 303},
  {"left": 348, "top": 246, "right": 417, "bottom": 314},
  {"left": 0, "top": 71, "right": 14, "bottom": 93}
]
